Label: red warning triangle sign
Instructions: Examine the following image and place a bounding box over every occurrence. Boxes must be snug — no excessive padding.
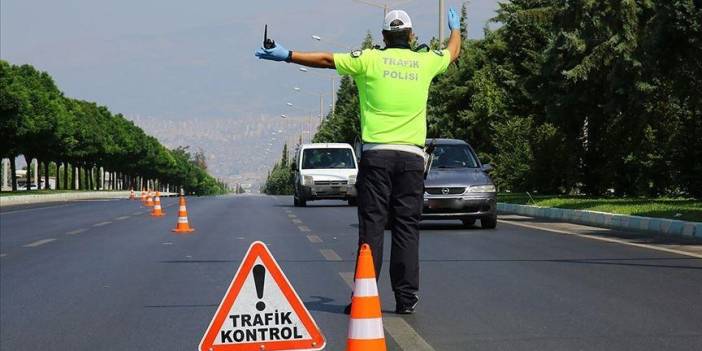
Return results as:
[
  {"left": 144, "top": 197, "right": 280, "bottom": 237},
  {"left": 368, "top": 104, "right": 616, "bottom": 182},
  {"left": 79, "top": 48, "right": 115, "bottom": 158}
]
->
[{"left": 199, "top": 241, "right": 326, "bottom": 351}]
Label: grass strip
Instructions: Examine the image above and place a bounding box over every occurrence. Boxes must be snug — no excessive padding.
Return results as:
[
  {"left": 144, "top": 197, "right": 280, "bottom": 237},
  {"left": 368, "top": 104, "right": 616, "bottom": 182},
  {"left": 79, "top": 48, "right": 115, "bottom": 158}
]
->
[{"left": 498, "top": 193, "right": 701, "bottom": 222}]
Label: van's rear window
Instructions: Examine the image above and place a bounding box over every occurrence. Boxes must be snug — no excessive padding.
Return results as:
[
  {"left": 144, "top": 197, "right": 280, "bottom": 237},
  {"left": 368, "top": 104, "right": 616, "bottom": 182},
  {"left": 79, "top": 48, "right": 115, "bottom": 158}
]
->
[{"left": 302, "top": 148, "right": 356, "bottom": 169}]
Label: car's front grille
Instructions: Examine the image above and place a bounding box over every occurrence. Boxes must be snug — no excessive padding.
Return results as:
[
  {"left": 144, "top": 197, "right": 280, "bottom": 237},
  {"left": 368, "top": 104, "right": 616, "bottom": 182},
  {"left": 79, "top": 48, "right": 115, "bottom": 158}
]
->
[
  {"left": 314, "top": 180, "right": 348, "bottom": 186},
  {"left": 425, "top": 187, "right": 466, "bottom": 195},
  {"left": 423, "top": 204, "right": 492, "bottom": 214}
]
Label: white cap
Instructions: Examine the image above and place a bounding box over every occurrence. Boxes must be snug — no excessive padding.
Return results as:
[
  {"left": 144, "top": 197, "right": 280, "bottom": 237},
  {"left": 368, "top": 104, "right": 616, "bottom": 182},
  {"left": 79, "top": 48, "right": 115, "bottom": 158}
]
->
[{"left": 383, "top": 10, "right": 412, "bottom": 31}]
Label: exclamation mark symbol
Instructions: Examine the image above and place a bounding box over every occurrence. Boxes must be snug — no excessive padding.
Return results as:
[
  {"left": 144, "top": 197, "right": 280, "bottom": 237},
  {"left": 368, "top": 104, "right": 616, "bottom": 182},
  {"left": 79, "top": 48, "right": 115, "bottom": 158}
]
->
[{"left": 253, "top": 264, "right": 266, "bottom": 311}]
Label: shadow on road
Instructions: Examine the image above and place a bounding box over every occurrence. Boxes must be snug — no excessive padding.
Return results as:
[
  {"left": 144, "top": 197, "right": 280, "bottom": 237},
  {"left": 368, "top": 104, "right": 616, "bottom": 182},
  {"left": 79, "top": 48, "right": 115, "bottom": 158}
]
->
[
  {"left": 143, "top": 303, "right": 218, "bottom": 309},
  {"left": 273, "top": 204, "right": 350, "bottom": 208},
  {"left": 160, "top": 259, "right": 350, "bottom": 264},
  {"left": 304, "top": 296, "right": 399, "bottom": 315},
  {"left": 304, "top": 296, "right": 347, "bottom": 315},
  {"left": 348, "top": 222, "right": 485, "bottom": 231},
  {"left": 419, "top": 222, "right": 482, "bottom": 231}
]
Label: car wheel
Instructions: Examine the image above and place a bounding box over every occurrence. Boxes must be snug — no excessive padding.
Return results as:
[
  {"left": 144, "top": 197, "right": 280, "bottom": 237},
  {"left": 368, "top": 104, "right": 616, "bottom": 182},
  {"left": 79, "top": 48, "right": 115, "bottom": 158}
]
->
[
  {"left": 347, "top": 197, "right": 358, "bottom": 206},
  {"left": 461, "top": 218, "right": 476, "bottom": 228},
  {"left": 294, "top": 192, "right": 306, "bottom": 207},
  {"left": 481, "top": 215, "right": 497, "bottom": 229}
]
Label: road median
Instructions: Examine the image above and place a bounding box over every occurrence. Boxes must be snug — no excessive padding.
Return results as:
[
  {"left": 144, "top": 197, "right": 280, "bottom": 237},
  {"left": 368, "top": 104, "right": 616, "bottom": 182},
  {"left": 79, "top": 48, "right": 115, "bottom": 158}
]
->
[
  {"left": 0, "top": 191, "right": 177, "bottom": 207},
  {"left": 497, "top": 202, "right": 701, "bottom": 239}
]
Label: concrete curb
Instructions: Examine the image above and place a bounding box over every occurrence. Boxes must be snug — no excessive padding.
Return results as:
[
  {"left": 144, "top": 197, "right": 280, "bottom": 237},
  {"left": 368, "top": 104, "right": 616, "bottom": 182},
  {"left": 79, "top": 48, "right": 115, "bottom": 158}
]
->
[
  {"left": 497, "top": 203, "right": 701, "bottom": 239},
  {"left": 0, "top": 191, "right": 177, "bottom": 207}
]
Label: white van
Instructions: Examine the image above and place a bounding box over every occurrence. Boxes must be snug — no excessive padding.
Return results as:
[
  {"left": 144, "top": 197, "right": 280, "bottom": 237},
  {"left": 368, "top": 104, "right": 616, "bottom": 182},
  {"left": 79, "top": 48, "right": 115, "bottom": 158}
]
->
[{"left": 293, "top": 143, "right": 358, "bottom": 207}]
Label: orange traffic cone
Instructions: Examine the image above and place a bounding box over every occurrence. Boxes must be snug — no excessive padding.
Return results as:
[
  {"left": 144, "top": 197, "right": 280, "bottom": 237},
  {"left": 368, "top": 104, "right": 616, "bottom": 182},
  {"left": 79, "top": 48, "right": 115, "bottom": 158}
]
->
[
  {"left": 172, "top": 195, "right": 195, "bottom": 233},
  {"left": 141, "top": 189, "right": 147, "bottom": 203},
  {"left": 129, "top": 189, "right": 135, "bottom": 200},
  {"left": 151, "top": 192, "right": 165, "bottom": 217},
  {"left": 145, "top": 191, "right": 154, "bottom": 207},
  {"left": 347, "top": 244, "right": 386, "bottom": 351}
]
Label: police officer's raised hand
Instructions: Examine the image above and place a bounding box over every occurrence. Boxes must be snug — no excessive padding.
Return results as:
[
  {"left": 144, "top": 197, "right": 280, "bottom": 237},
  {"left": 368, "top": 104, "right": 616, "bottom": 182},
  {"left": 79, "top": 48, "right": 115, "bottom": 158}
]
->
[
  {"left": 255, "top": 43, "right": 291, "bottom": 62},
  {"left": 448, "top": 8, "right": 460, "bottom": 31}
]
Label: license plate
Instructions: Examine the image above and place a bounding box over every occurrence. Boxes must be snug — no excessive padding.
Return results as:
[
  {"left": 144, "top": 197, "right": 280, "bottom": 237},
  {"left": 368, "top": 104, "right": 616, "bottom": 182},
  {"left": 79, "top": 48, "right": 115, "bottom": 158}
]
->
[{"left": 429, "top": 199, "right": 460, "bottom": 209}]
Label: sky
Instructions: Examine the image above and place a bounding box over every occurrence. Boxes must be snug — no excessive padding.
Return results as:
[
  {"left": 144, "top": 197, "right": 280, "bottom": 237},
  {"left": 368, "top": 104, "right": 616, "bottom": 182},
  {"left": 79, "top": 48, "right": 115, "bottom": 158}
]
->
[{"left": 1, "top": 0, "right": 503, "bottom": 121}]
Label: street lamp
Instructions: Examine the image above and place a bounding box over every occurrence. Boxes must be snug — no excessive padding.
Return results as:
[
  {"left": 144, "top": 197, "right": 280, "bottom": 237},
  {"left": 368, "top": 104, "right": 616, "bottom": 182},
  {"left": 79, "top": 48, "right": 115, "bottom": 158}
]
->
[
  {"left": 439, "top": 0, "right": 446, "bottom": 48},
  {"left": 280, "top": 114, "right": 288, "bottom": 118},
  {"left": 311, "top": 34, "right": 353, "bottom": 51},
  {"left": 353, "top": 0, "right": 447, "bottom": 49},
  {"left": 298, "top": 68, "right": 336, "bottom": 119},
  {"left": 292, "top": 86, "right": 328, "bottom": 123},
  {"left": 284, "top": 103, "right": 321, "bottom": 143}
]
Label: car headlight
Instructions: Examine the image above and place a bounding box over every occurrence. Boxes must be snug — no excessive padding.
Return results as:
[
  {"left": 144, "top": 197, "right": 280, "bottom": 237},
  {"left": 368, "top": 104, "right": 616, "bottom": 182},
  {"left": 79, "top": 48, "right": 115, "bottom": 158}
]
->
[
  {"left": 303, "top": 175, "right": 313, "bottom": 186},
  {"left": 467, "top": 185, "right": 496, "bottom": 193},
  {"left": 348, "top": 175, "right": 357, "bottom": 185}
]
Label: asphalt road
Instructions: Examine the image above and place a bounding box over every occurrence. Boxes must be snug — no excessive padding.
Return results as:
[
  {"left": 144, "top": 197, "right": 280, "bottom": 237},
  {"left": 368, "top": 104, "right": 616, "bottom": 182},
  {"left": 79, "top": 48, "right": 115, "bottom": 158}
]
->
[{"left": 1, "top": 195, "right": 701, "bottom": 350}]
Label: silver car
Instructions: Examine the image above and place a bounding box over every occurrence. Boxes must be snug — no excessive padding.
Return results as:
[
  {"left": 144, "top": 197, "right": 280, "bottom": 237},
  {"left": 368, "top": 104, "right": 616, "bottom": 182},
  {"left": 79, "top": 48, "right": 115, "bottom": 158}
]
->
[{"left": 422, "top": 139, "right": 497, "bottom": 229}]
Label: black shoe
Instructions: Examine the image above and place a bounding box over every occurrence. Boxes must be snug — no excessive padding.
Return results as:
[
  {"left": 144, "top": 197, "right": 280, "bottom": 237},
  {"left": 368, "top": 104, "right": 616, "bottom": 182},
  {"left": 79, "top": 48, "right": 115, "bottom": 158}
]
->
[
  {"left": 343, "top": 303, "right": 352, "bottom": 315},
  {"left": 395, "top": 295, "right": 419, "bottom": 315}
]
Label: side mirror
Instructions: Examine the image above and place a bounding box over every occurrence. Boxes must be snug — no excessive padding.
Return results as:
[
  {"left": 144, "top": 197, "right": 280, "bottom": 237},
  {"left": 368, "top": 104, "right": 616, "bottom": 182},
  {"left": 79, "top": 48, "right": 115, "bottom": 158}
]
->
[{"left": 482, "top": 164, "right": 494, "bottom": 172}]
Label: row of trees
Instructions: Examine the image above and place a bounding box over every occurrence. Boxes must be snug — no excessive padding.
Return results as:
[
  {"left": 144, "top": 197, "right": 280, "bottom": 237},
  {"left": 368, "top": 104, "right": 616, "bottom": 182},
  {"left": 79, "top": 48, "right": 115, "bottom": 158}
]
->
[
  {"left": 261, "top": 144, "right": 295, "bottom": 195},
  {"left": 311, "top": 1, "right": 701, "bottom": 197},
  {"left": 0, "top": 60, "right": 228, "bottom": 195}
]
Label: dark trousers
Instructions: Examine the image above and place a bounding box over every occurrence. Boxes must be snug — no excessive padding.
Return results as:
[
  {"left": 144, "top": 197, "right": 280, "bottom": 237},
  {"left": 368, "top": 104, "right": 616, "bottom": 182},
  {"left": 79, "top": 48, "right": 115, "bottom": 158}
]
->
[{"left": 356, "top": 150, "right": 424, "bottom": 306}]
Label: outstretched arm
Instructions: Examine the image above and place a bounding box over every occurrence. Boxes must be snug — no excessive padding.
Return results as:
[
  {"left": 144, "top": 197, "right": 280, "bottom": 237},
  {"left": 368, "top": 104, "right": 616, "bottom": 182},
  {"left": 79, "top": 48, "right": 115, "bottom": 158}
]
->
[
  {"left": 446, "top": 30, "right": 461, "bottom": 62},
  {"left": 290, "top": 52, "right": 335, "bottom": 69},
  {"left": 446, "top": 8, "right": 462, "bottom": 62},
  {"left": 255, "top": 43, "right": 335, "bottom": 69}
]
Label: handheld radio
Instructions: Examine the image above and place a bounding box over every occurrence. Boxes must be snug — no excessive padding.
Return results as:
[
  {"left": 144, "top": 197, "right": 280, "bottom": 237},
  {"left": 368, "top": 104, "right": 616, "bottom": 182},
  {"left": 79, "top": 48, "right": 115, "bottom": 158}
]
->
[
  {"left": 424, "top": 138, "right": 437, "bottom": 180},
  {"left": 263, "top": 25, "right": 276, "bottom": 49}
]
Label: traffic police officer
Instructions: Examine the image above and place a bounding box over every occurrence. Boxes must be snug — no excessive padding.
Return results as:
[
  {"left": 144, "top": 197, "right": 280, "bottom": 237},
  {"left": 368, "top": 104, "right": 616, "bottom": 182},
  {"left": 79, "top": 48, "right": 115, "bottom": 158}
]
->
[{"left": 256, "top": 8, "right": 462, "bottom": 314}]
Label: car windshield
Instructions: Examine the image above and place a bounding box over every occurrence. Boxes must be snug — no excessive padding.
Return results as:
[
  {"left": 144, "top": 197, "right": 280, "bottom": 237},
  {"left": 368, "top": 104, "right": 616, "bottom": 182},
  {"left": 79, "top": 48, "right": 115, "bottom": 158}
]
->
[
  {"left": 431, "top": 145, "right": 479, "bottom": 169},
  {"left": 302, "top": 148, "right": 356, "bottom": 169}
]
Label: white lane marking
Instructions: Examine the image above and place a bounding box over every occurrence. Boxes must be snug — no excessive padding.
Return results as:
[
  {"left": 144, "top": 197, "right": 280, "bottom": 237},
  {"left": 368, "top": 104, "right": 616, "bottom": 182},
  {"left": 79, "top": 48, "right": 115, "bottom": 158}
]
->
[
  {"left": 307, "top": 235, "right": 323, "bottom": 243},
  {"left": 288, "top": 214, "right": 297, "bottom": 218},
  {"left": 0, "top": 253, "right": 7, "bottom": 258},
  {"left": 24, "top": 238, "right": 56, "bottom": 248},
  {"left": 162, "top": 242, "right": 174, "bottom": 245},
  {"left": 66, "top": 228, "right": 88, "bottom": 235},
  {"left": 339, "top": 272, "right": 436, "bottom": 351},
  {"left": 133, "top": 211, "right": 143, "bottom": 215},
  {"left": 499, "top": 219, "right": 702, "bottom": 259},
  {"left": 292, "top": 219, "right": 303, "bottom": 224},
  {"left": 339, "top": 272, "right": 354, "bottom": 287},
  {"left": 93, "top": 221, "right": 112, "bottom": 227},
  {"left": 320, "top": 249, "right": 342, "bottom": 261},
  {"left": 298, "top": 225, "right": 311, "bottom": 232},
  {"left": 115, "top": 216, "right": 130, "bottom": 221},
  {"left": 384, "top": 317, "right": 436, "bottom": 351},
  {"left": 284, "top": 209, "right": 292, "bottom": 213}
]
